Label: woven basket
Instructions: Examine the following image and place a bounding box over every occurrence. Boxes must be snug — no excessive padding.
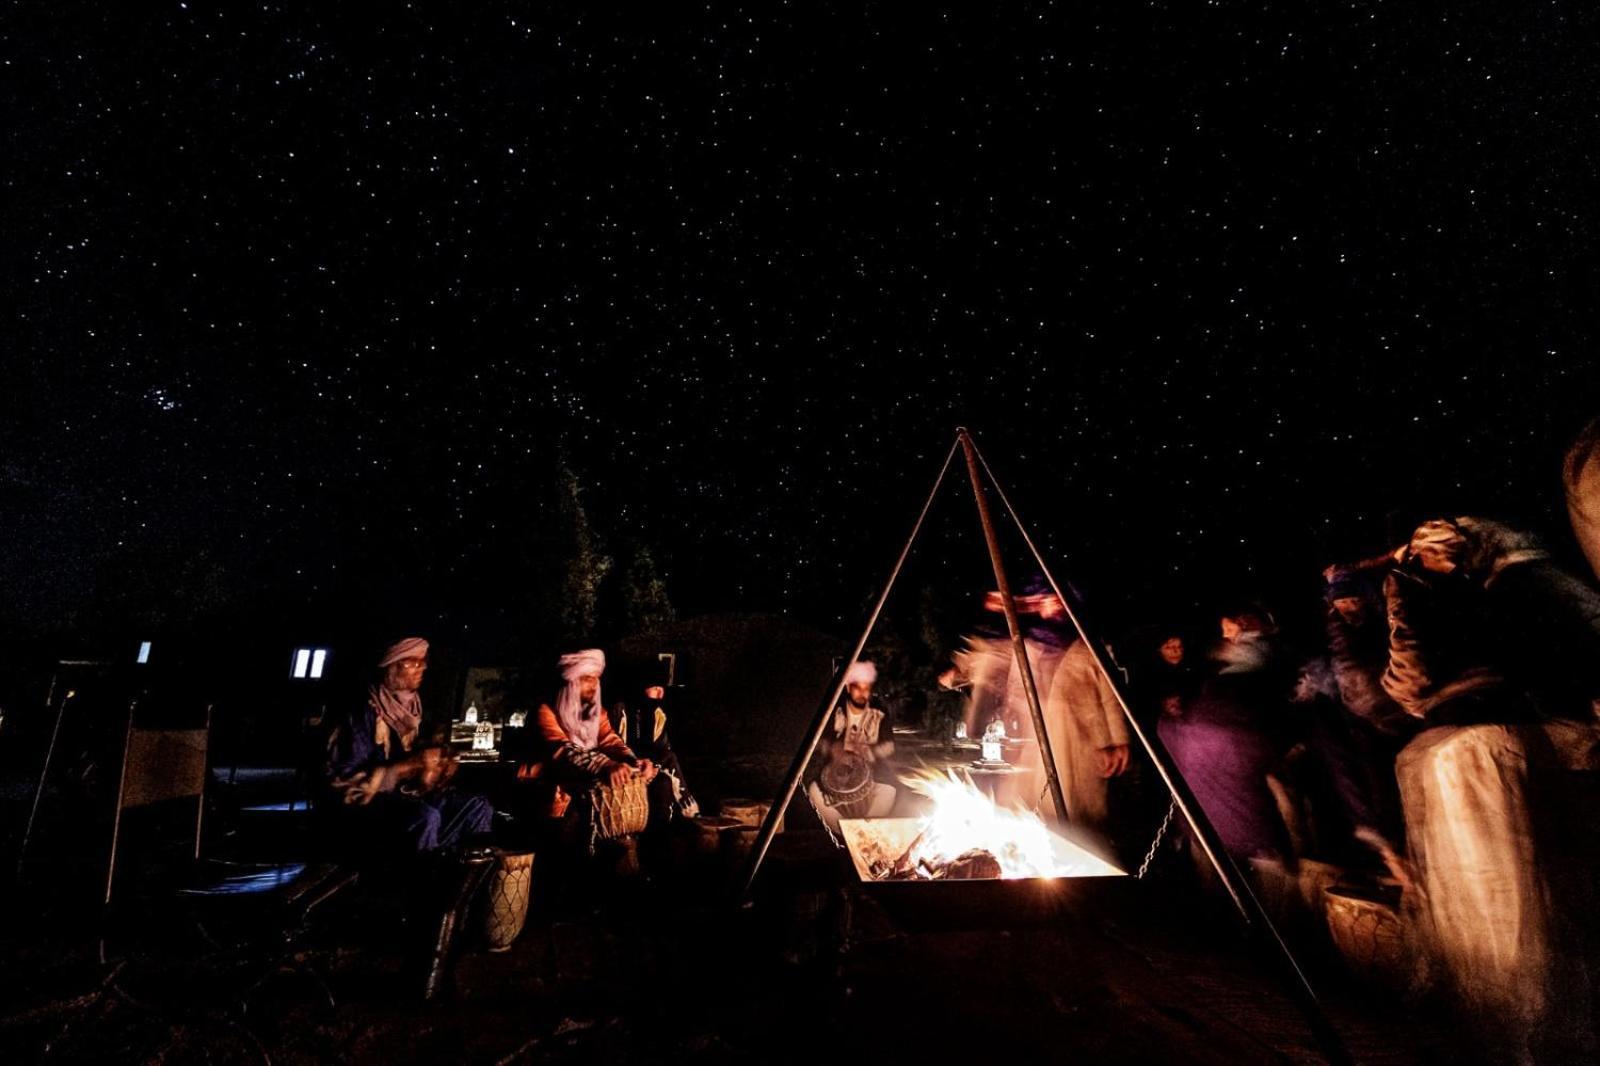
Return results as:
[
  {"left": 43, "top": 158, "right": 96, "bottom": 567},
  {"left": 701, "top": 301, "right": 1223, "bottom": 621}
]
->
[{"left": 591, "top": 776, "right": 650, "bottom": 840}]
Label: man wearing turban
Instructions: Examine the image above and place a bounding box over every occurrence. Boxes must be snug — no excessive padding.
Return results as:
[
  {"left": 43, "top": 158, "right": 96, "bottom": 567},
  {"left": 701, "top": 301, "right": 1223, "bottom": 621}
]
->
[
  {"left": 806, "top": 659, "right": 897, "bottom": 830},
  {"left": 516, "top": 649, "right": 656, "bottom": 821},
  {"left": 326, "top": 637, "right": 494, "bottom": 853}
]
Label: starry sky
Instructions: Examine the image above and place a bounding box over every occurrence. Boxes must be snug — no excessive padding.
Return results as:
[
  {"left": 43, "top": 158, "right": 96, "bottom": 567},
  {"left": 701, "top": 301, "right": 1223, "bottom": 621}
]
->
[{"left": 6, "top": 3, "right": 1599, "bottom": 646}]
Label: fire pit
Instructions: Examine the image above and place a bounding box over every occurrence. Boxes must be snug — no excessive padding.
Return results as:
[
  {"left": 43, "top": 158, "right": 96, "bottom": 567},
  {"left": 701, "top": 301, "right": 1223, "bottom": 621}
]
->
[{"left": 837, "top": 770, "right": 1125, "bottom": 928}]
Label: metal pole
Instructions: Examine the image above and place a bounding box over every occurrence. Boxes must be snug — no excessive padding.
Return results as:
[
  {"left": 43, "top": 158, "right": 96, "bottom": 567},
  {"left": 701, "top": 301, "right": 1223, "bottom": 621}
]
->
[
  {"left": 194, "top": 705, "right": 213, "bottom": 860},
  {"left": 956, "top": 430, "right": 1071, "bottom": 823},
  {"left": 104, "top": 699, "right": 139, "bottom": 907},
  {"left": 17, "top": 686, "right": 75, "bottom": 882},
  {"left": 739, "top": 436, "right": 961, "bottom": 901},
  {"left": 968, "top": 435, "right": 1350, "bottom": 1066}
]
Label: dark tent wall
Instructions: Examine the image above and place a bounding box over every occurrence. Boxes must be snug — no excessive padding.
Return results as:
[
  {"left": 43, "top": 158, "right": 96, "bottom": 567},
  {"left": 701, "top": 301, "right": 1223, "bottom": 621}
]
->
[{"left": 616, "top": 612, "right": 842, "bottom": 804}]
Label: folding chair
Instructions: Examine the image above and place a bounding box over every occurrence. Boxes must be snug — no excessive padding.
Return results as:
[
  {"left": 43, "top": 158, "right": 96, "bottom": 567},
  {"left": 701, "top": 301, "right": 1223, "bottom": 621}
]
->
[
  {"left": 103, "top": 704, "right": 211, "bottom": 906},
  {"left": 100, "top": 699, "right": 356, "bottom": 1007}
]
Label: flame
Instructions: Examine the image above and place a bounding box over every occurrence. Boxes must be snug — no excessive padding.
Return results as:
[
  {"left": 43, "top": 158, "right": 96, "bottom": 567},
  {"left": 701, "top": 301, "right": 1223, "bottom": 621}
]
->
[{"left": 897, "top": 768, "right": 1074, "bottom": 879}]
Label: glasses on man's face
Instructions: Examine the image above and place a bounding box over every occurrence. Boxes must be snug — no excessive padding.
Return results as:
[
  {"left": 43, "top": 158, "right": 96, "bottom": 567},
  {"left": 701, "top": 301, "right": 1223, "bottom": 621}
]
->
[{"left": 396, "top": 658, "right": 428, "bottom": 671}]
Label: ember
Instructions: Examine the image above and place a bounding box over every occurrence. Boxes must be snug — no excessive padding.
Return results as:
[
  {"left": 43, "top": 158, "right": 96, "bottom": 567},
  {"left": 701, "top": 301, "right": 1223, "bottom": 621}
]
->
[{"left": 840, "top": 769, "right": 1124, "bottom": 882}]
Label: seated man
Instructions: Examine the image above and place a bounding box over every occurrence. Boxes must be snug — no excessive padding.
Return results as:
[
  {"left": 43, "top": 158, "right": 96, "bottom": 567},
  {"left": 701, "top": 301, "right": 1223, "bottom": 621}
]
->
[
  {"left": 325, "top": 637, "right": 494, "bottom": 854},
  {"left": 609, "top": 678, "right": 699, "bottom": 820},
  {"left": 516, "top": 649, "right": 658, "bottom": 841},
  {"left": 807, "top": 660, "right": 897, "bottom": 831}
]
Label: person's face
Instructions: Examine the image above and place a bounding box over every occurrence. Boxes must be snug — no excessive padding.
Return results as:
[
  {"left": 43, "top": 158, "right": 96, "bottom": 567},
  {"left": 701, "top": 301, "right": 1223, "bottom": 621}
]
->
[
  {"left": 1159, "top": 637, "right": 1185, "bottom": 665},
  {"left": 578, "top": 675, "right": 600, "bottom": 704},
  {"left": 1331, "top": 596, "right": 1366, "bottom": 624},
  {"left": 1219, "top": 617, "right": 1243, "bottom": 642},
  {"left": 846, "top": 681, "right": 873, "bottom": 708},
  {"left": 385, "top": 656, "right": 427, "bottom": 693}
]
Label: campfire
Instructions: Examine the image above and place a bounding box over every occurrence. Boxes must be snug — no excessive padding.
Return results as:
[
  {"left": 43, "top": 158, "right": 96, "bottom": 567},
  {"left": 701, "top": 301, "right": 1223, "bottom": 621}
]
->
[{"left": 839, "top": 769, "right": 1124, "bottom": 882}]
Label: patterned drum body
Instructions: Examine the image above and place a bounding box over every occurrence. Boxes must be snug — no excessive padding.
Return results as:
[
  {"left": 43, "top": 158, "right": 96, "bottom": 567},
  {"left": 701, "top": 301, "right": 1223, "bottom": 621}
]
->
[
  {"left": 482, "top": 850, "right": 535, "bottom": 952},
  {"left": 591, "top": 775, "right": 651, "bottom": 840},
  {"left": 821, "top": 752, "right": 874, "bottom": 818}
]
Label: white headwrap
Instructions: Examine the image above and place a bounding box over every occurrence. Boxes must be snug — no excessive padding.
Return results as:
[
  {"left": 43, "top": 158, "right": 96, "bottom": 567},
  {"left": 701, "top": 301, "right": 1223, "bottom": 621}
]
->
[
  {"left": 556, "top": 649, "right": 606, "bottom": 750},
  {"left": 843, "top": 660, "right": 877, "bottom": 687}
]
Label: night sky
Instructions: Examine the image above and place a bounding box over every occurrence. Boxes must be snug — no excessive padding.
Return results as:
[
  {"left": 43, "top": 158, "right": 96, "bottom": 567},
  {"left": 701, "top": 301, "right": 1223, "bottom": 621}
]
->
[{"left": 7, "top": 3, "right": 1600, "bottom": 648}]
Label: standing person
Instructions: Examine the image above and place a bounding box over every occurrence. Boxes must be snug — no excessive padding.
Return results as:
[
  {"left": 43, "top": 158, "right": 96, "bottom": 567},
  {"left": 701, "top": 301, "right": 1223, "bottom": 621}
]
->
[
  {"left": 808, "top": 660, "right": 897, "bottom": 830},
  {"left": 1035, "top": 593, "right": 1131, "bottom": 833},
  {"left": 325, "top": 637, "right": 494, "bottom": 854},
  {"left": 1144, "top": 631, "right": 1199, "bottom": 725},
  {"left": 1158, "top": 607, "right": 1292, "bottom": 861}
]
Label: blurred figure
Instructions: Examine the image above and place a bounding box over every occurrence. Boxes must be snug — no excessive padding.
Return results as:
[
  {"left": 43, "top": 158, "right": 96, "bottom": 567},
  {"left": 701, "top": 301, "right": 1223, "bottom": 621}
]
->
[
  {"left": 1565, "top": 416, "right": 1600, "bottom": 586},
  {"left": 1381, "top": 518, "right": 1600, "bottom": 1057},
  {"left": 943, "top": 578, "right": 1131, "bottom": 831},
  {"left": 1036, "top": 592, "right": 1131, "bottom": 832},
  {"left": 1382, "top": 517, "right": 1600, "bottom": 724},
  {"left": 1158, "top": 606, "right": 1292, "bottom": 861}
]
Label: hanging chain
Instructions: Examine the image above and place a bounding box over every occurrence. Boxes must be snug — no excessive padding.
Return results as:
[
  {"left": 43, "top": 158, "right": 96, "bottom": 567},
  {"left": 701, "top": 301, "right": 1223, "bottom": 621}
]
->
[{"left": 1135, "top": 798, "right": 1178, "bottom": 880}]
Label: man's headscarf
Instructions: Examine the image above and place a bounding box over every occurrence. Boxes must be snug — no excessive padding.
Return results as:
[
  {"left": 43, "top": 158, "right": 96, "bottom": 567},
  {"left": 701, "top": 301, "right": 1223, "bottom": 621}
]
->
[
  {"left": 370, "top": 637, "right": 428, "bottom": 749},
  {"left": 556, "top": 649, "right": 606, "bottom": 750},
  {"left": 843, "top": 660, "right": 877, "bottom": 687}
]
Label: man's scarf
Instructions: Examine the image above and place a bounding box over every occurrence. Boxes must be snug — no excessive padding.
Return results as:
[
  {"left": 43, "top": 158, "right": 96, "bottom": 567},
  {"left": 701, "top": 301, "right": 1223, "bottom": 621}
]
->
[
  {"left": 556, "top": 649, "right": 606, "bottom": 750},
  {"left": 370, "top": 637, "right": 428, "bottom": 753},
  {"left": 369, "top": 683, "right": 422, "bottom": 753}
]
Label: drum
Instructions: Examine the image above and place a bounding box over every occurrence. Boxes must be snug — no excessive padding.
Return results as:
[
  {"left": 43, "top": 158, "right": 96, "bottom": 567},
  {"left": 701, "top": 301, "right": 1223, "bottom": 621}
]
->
[
  {"left": 480, "top": 850, "right": 535, "bottom": 952},
  {"left": 820, "top": 751, "right": 874, "bottom": 819},
  {"left": 590, "top": 775, "right": 650, "bottom": 840},
  {"left": 1323, "top": 885, "right": 1410, "bottom": 991}
]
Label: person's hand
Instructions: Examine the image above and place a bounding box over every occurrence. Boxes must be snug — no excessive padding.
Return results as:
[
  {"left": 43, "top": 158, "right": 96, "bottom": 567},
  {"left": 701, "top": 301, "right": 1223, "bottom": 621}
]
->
[
  {"left": 417, "top": 748, "right": 459, "bottom": 790},
  {"left": 644, "top": 686, "right": 665, "bottom": 701},
  {"left": 1097, "top": 744, "right": 1131, "bottom": 778},
  {"left": 417, "top": 748, "right": 446, "bottom": 790},
  {"left": 342, "top": 768, "right": 387, "bottom": 805},
  {"left": 637, "top": 758, "right": 658, "bottom": 782},
  {"left": 605, "top": 760, "right": 633, "bottom": 789}
]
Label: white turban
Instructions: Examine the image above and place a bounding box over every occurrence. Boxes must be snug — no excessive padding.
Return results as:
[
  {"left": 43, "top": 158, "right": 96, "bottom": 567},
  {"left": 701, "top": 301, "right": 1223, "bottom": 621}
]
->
[
  {"left": 378, "top": 636, "right": 429, "bottom": 668},
  {"left": 559, "top": 649, "right": 606, "bottom": 681},
  {"left": 556, "top": 649, "right": 607, "bottom": 750},
  {"left": 843, "top": 660, "right": 877, "bottom": 686}
]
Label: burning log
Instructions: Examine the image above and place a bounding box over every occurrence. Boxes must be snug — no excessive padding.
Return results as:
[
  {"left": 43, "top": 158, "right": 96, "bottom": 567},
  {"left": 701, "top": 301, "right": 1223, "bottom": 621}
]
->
[
  {"left": 843, "top": 769, "right": 1126, "bottom": 884},
  {"left": 935, "top": 849, "right": 1002, "bottom": 880}
]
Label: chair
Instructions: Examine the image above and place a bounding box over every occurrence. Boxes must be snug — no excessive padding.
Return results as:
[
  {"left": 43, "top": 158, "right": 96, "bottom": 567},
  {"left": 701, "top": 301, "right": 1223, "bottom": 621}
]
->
[
  {"left": 100, "top": 698, "right": 357, "bottom": 1006},
  {"left": 103, "top": 704, "right": 211, "bottom": 906}
]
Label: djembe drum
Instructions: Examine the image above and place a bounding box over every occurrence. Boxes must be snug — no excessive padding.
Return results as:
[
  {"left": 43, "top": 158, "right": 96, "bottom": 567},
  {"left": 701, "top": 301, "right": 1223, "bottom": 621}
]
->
[
  {"left": 480, "top": 849, "right": 535, "bottom": 952},
  {"left": 820, "top": 751, "right": 874, "bottom": 819},
  {"left": 589, "top": 774, "right": 650, "bottom": 840}
]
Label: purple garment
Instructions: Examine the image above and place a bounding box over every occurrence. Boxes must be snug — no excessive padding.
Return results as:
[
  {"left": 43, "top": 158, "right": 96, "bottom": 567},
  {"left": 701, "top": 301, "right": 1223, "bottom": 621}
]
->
[{"left": 1159, "top": 712, "right": 1287, "bottom": 860}]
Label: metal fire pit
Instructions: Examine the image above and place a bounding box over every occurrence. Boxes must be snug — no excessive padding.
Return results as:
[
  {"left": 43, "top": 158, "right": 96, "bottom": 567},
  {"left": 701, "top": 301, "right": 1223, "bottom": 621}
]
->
[{"left": 838, "top": 817, "right": 1126, "bottom": 929}]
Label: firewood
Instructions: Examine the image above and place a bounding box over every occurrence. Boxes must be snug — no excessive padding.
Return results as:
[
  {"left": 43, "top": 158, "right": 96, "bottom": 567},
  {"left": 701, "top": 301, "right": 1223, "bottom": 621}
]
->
[{"left": 933, "top": 849, "right": 1002, "bottom": 881}]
